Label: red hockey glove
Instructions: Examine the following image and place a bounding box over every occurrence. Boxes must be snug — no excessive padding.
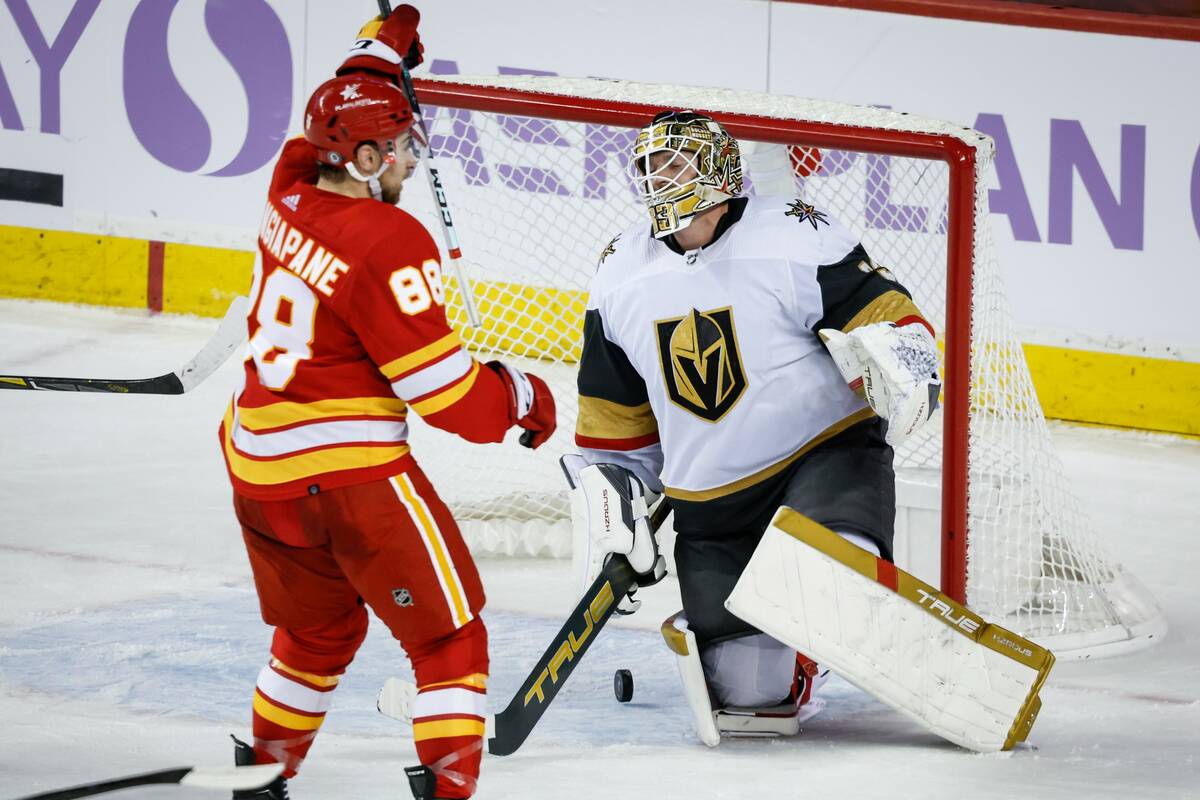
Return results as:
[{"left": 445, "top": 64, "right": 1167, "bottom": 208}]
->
[
  {"left": 337, "top": 4, "right": 423, "bottom": 85},
  {"left": 487, "top": 361, "right": 557, "bottom": 449}
]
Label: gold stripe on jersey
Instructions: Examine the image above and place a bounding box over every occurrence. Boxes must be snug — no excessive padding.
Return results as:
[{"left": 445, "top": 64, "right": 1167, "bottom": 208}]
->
[
  {"left": 379, "top": 332, "right": 463, "bottom": 380},
  {"left": 842, "top": 290, "right": 925, "bottom": 332},
  {"left": 239, "top": 396, "right": 408, "bottom": 432},
  {"left": 223, "top": 407, "right": 410, "bottom": 485},
  {"left": 576, "top": 396, "right": 658, "bottom": 440},
  {"left": 410, "top": 361, "right": 481, "bottom": 416},
  {"left": 663, "top": 407, "right": 876, "bottom": 502}
]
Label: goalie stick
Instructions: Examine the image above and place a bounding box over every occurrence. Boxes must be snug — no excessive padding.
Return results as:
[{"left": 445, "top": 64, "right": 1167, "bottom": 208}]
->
[
  {"left": 10, "top": 763, "right": 283, "bottom": 800},
  {"left": 375, "top": 0, "right": 481, "bottom": 327},
  {"left": 0, "top": 296, "right": 248, "bottom": 394},
  {"left": 379, "top": 499, "right": 671, "bottom": 756}
]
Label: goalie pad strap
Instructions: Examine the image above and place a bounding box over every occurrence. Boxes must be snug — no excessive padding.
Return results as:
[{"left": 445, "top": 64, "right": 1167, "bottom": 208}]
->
[{"left": 726, "top": 508, "right": 1054, "bottom": 752}]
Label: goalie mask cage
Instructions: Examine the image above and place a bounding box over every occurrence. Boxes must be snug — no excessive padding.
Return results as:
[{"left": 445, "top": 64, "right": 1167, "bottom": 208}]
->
[{"left": 401, "top": 74, "right": 1164, "bottom": 660}]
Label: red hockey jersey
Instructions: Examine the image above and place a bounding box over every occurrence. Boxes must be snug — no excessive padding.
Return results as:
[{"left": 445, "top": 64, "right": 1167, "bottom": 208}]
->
[{"left": 220, "top": 139, "right": 516, "bottom": 500}]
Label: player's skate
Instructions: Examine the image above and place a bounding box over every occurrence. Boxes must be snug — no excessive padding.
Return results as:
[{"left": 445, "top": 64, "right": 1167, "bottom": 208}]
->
[
  {"left": 231, "top": 736, "right": 289, "bottom": 800},
  {"left": 406, "top": 765, "right": 442, "bottom": 800},
  {"left": 662, "top": 612, "right": 826, "bottom": 746}
]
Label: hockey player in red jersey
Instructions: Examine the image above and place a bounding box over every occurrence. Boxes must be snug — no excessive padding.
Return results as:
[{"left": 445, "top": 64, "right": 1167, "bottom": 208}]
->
[{"left": 218, "top": 7, "right": 555, "bottom": 799}]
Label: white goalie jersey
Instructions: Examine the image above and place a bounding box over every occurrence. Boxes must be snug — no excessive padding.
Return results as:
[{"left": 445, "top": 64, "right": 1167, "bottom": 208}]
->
[{"left": 574, "top": 195, "right": 933, "bottom": 508}]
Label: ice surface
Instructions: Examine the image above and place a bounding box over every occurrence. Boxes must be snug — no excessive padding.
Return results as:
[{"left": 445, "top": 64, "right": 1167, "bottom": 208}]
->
[{"left": 1, "top": 300, "right": 1197, "bottom": 799}]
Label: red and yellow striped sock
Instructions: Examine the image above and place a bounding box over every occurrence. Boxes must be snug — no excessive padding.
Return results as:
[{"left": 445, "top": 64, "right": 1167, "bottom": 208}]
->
[
  {"left": 250, "top": 658, "right": 339, "bottom": 777},
  {"left": 412, "top": 672, "right": 488, "bottom": 799}
]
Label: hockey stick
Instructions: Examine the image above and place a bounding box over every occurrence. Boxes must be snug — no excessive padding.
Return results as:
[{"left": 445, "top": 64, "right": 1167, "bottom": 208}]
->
[
  {"left": 0, "top": 296, "right": 248, "bottom": 394},
  {"left": 376, "top": 0, "right": 482, "bottom": 327},
  {"left": 379, "top": 499, "right": 671, "bottom": 756},
  {"left": 10, "top": 763, "right": 283, "bottom": 800}
]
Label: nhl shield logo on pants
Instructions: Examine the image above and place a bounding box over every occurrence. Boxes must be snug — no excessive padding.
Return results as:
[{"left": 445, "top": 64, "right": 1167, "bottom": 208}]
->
[{"left": 393, "top": 588, "right": 414, "bottom": 607}]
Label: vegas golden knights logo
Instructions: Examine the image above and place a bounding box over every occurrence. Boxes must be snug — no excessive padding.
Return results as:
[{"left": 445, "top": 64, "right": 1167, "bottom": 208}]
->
[{"left": 655, "top": 306, "right": 747, "bottom": 422}]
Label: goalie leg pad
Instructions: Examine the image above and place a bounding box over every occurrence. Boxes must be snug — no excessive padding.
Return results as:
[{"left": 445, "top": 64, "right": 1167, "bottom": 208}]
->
[
  {"left": 725, "top": 507, "right": 1055, "bottom": 752},
  {"left": 661, "top": 612, "right": 721, "bottom": 747}
]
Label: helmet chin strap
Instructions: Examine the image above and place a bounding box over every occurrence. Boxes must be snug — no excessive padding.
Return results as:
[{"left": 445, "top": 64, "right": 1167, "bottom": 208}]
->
[{"left": 345, "top": 161, "right": 387, "bottom": 201}]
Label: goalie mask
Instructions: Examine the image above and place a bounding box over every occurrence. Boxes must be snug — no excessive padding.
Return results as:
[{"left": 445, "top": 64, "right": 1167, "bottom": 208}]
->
[{"left": 629, "top": 111, "right": 743, "bottom": 238}]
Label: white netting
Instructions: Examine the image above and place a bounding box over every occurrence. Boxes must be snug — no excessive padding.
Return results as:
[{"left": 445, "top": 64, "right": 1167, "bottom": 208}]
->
[{"left": 400, "top": 74, "right": 1164, "bottom": 658}]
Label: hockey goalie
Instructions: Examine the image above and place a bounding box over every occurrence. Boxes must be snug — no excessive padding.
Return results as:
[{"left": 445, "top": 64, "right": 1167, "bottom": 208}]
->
[{"left": 568, "top": 110, "right": 1053, "bottom": 752}]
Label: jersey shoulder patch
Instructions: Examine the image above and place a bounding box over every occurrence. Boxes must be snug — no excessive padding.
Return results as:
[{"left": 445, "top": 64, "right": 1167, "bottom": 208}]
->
[
  {"left": 590, "top": 222, "right": 653, "bottom": 296},
  {"left": 739, "top": 194, "right": 858, "bottom": 269},
  {"left": 597, "top": 233, "right": 621, "bottom": 268},
  {"left": 782, "top": 198, "right": 831, "bottom": 230}
]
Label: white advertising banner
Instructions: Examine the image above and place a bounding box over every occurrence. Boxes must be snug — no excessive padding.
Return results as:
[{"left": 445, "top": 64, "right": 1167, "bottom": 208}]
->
[{"left": 1, "top": 0, "right": 1197, "bottom": 355}]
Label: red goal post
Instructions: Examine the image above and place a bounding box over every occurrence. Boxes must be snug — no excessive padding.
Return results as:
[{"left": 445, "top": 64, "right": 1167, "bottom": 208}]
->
[{"left": 400, "top": 74, "right": 1164, "bottom": 659}]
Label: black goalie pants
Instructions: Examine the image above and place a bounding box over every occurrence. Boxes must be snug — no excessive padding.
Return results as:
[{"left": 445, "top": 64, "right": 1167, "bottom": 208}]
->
[{"left": 671, "top": 417, "right": 896, "bottom": 648}]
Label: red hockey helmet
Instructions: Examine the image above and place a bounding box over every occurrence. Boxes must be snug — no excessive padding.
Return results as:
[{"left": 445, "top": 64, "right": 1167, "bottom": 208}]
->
[{"left": 303, "top": 74, "right": 413, "bottom": 167}]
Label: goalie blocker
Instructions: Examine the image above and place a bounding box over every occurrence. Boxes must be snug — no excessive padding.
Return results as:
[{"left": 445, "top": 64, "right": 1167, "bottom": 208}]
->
[
  {"left": 562, "top": 454, "right": 667, "bottom": 614},
  {"left": 726, "top": 508, "right": 1054, "bottom": 752}
]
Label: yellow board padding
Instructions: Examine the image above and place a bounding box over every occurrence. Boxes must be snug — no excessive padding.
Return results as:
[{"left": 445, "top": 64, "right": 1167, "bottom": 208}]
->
[
  {"left": 162, "top": 241, "right": 253, "bottom": 316},
  {"left": 1, "top": 225, "right": 1198, "bottom": 436},
  {"left": 0, "top": 225, "right": 148, "bottom": 309},
  {"left": 1023, "top": 344, "right": 1200, "bottom": 437}
]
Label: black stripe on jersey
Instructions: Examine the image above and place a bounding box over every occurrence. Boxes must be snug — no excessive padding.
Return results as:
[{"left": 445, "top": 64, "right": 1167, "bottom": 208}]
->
[
  {"left": 578, "top": 309, "right": 650, "bottom": 407},
  {"left": 813, "top": 243, "right": 918, "bottom": 333}
]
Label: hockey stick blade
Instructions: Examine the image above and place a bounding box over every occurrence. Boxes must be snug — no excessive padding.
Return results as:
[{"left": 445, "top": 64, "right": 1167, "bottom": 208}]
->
[
  {"left": 11, "top": 763, "right": 283, "bottom": 800},
  {"left": 0, "top": 296, "right": 248, "bottom": 394}
]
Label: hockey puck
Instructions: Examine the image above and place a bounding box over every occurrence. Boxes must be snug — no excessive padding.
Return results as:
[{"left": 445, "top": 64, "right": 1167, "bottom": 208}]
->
[{"left": 613, "top": 668, "right": 634, "bottom": 703}]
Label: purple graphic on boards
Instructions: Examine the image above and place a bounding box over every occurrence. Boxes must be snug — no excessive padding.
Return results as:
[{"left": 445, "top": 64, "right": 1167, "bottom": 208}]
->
[
  {"left": 1192, "top": 144, "right": 1200, "bottom": 241},
  {"left": 1049, "top": 119, "right": 1145, "bottom": 251},
  {"left": 203, "top": 0, "right": 292, "bottom": 176},
  {"left": 4, "top": 0, "right": 100, "bottom": 134},
  {"left": 122, "top": 0, "right": 291, "bottom": 177}
]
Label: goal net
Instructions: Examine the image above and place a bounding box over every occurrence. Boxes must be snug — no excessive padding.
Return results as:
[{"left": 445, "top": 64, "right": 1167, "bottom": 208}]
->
[{"left": 399, "top": 74, "right": 1164, "bottom": 660}]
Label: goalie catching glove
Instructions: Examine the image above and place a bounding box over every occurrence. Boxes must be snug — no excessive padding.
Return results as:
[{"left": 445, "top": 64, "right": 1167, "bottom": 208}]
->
[
  {"left": 561, "top": 455, "right": 666, "bottom": 615},
  {"left": 819, "top": 321, "right": 941, "bottom": 448}
]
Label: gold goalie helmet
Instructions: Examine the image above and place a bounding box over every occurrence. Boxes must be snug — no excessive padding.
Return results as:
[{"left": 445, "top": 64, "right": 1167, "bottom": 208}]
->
[{"left": 629, "top": 110, "right": 744, "bottom": 238}]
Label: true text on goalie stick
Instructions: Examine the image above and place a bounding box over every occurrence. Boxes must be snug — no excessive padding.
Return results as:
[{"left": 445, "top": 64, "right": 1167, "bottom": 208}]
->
[
  {"left": 374, "top": 0, "right": 481, "bottom": 327},
  {"left": 380, "top": 499, "right": 671, "bottom": 755}
]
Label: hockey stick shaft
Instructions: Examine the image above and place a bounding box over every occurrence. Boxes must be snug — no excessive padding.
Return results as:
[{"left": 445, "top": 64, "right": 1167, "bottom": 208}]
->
[
  {"left": 487, "top": 554, "right": 638, "bottom": 756},
  {"left": 0, "top": 296, "right": 247, "bottom": 394},
  {"left": 376, "top": 0, "right": 482, "bottom": 327},
  {"left": 486, "top": 499, "right": 671, "bottom": 756},
  {"left": 11, "top": 763, "right": 283, "bottom": 800},
  {"left": 377, "top": 502, "right": 672, "bottom": 754}
]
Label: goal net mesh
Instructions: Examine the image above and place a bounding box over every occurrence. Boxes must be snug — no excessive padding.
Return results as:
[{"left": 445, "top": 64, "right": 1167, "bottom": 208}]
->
[{"left": 399, "top": 74, "right": 1164, "bottom": 659}]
